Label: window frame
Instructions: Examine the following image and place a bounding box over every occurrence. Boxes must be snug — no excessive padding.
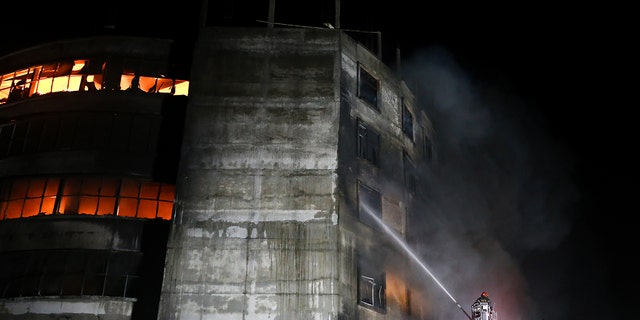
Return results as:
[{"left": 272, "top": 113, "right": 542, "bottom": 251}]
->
[
  {"left": 357, "top": 119, "right": 380, "bottom": 166},
  {"left": 0, "top": 176, "right": 174, "bottom": 220},
  {"left": 357, "top": 64, "right": 379, "bottom": 111},
  {"left": 357, "top": 255, "right": 386, "bottom": 312},
  {"left": 357, "top": 181, "right": 382, "bottom": 229},
  {"left": 402, "top": 100, "right": 414, "bottom": 141}
]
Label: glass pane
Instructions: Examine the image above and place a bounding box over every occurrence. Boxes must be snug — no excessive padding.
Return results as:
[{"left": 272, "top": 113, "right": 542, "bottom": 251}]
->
[
  {"left": 20, "top": 275, "right": 40, "bottom": 296},
  {"left": 22, "top": 198, "right": 41, "bottom": 217},
  {"left": 120, "top": 179, "right": 139, "bottom": 197},
  {"left": 140, "top": 182, "right": 159, "bottom": 199},
  {"left": 159, "top": 184, "right": 175, "bottom": 201},
  {"left": 40, "top": 276, "right": 63, "bottom": 295},
  {"left": 100, "top": 178, "right": 119, "bottom": 196},
  {"left": 10, "top": 180, "right": 28, "bottom": 200},
  {"left": 103, "top": 275, "right": 126, "bottom": 296},
  {"left": 137, "top": 199, "right": 157, "bottom": 218},
  {"left": 51, "top": 77, "right": 70, "bottom": 93},
  {"left": 78, "top": 196, "right": 98, "bottom": 215},
  {"left": 83, "top": 178, "right": 101, "bottom": 196},
  {"left": 59, "top": 196, "right": 80, "bottom": 214},
  {"left": 82, "top": 276, "right": 104, "bottom": 295},
  {"left": 68, "top": 75, "right": 83, "bottom": 92},
  {"left": 118, "top": 198, "right": 137, "bottom": 217},
  {"left": 85, "top": 253, "right": 108, "bottom": 273},
  {"left": 27, "top": 179, "right": 45, "bottom": 197},
  {"left": 97, "top": 198, "right": 116, "bottom": 215},
  {"left": 63, "top": 178, "right": 81, "bottom": 195},
  {"left": 62, "top": 275, "right": 84, "bottom": 296},
  {"left": 157, "top": 201, "right": 173, "bottom": 220},
  {"left": 41, "top": 196, "right": 56, "bottom": 214},
  {"left": 6, "top": 199, "right": 23, "bottom": 218},
  {"left": 44, "top": 178, "right": 60, "bottom": 196}
]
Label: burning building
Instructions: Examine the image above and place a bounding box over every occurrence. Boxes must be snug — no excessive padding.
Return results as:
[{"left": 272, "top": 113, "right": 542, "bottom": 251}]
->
[{"left": 0, "top": 3, "right": 442, "bottom": 320}]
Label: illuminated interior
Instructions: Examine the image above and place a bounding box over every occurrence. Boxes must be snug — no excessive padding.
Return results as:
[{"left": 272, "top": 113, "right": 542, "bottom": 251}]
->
[
  {"left": 385, "top": 271, "right": 409, "bottom": 313},
  {"left": 0, "top": 176, "right": 174, "bottom": 220},
  {"left": 0, "top": 58, "right": 189, "bottom": 104}
]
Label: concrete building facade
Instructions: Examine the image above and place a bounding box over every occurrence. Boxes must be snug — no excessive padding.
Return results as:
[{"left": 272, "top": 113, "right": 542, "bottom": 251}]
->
[{"left": 0, "top": 25, "right": 436, "bottom": 320}]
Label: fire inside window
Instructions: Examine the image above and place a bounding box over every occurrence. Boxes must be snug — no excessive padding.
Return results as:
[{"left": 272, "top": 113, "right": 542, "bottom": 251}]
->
[
  {"left": 357, "top": 119, "right": 380, "bottom": 166},
  {"left": 0, "top": 176, "right": 174, "bottom": 220},
  {"left": 0, "top": 58, "right": 190, "bottom": 105},
  {"left": 358, "top": 65, "right": 379, "bottom": 110}
]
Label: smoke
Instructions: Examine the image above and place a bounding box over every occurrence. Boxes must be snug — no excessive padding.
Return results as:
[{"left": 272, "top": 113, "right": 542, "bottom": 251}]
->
[{"left": 399, "top": 46, "right": 580, "bottom": 320}]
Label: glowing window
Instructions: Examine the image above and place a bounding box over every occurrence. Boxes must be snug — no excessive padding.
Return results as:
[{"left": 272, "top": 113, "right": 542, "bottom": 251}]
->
[
  {"left": 0, "top": 176, "right": 174, "bottom": 220},
  {"left": 0, "top": 58, "right": 190, "bottom": 105}
]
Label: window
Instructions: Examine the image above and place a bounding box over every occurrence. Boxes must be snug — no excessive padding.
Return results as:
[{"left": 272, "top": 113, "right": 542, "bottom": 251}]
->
[
  {"left": 357, "top": 119, "right": 380, "bottom": 166},
  {"left": 358, "top": 256, "right": 386, "bottom": 311},
  {"left": 358, "top": 182, "right": 382, "bottom": 229},
  {"left": 403, "top": 151, "right": 416, "bottom": 194},
  {"left": 423, "top": 134, "right": 433, "bottom": 163},
  {"left": 0, "top": 250, "right": 142, "bottom": 298},
  {"left": 0, "top": 58, "right": 190, "bottom": 105},
  {"left": 0, "top": 176, "right": 174, "bottom": 220},
  {"left": 402, "top": 102, "right": 413, "bottom": 141},
  {"left": 358, "top": 66, "right": 379, "bottom": 110}
]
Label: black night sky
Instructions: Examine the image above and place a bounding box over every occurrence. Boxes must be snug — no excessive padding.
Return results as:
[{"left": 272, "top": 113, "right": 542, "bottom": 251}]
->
[{"left": 2, "top": 1, "right": 634, "bottom": 319}]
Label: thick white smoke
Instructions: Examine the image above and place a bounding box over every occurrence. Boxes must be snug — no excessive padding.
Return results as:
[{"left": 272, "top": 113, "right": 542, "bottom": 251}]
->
[{"left": 399, "top": 45, "right": 580, "bottom": 320}]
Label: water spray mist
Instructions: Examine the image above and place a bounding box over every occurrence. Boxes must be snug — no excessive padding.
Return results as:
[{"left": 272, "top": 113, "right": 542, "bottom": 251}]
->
[{"left": 362, "top": 205, "right": 472, "bottom": 320}]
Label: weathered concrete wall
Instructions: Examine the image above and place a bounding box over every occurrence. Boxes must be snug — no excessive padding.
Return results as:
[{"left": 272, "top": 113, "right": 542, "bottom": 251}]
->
[
  {"left": 336, "top": 34, "right": 427, "bottom": 320},
  {"left": 159, "top": 27, "right": 343, "bottom": 319},
  {"left": 0, "top": 297, "right": 135, "bottom": 320}
]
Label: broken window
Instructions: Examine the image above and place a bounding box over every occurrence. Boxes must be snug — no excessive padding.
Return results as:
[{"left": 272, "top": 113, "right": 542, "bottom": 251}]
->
[
  {"left": 0, "top": 57, "right": 190, "bottom": 105},
  {"left": 358, "top": 255, "right": 386, "bottom": 311},
  {"left": 358, "top": 65, "right": 379, "bottom": 110},
  {"left": 357, "top": 119, "right": 380, "bottom": 166}
]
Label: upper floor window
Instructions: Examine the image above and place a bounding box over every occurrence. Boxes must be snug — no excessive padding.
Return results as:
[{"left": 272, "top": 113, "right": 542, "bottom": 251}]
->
[
  {"left": 403, "top": 151, "right": 416, "bottom": 195},
  {"left": 357, "top": 119, "right": 380, "bottom": 166},
  {"left": 0, "top": 58, "right": 190, "bottom": 105},
  {"left": 423, "top": 134, "right": 433, "bottom": 163},
  {"left": 358, "top": 182, "right": 382, "bottom": 230},
  {"left": 358, "top": 65, "right": 379, "bottom": 111},
  {"left": 0, "top": 111, "right": 171, "bottom": 159},
  {"left": 0, "top": 249, "right": 143, "bottom": 299},
  {"left": 402, "top": 101, "right": 413, "bottom": 141},
  {"left": 0, "top": 176, "right": 174, "bottom": 220}
]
